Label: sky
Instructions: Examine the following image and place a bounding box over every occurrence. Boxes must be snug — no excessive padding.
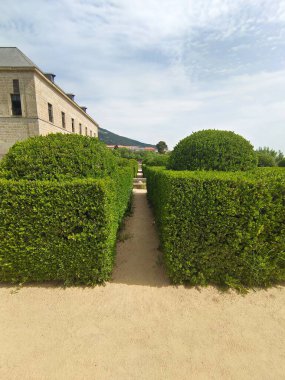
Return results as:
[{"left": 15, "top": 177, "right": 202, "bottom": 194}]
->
[{"left": 0, "top": 0, "right": 285, "bottom": 151}]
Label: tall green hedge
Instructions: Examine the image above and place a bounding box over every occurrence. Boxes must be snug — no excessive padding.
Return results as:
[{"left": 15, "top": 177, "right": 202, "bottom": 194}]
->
[
  {"left": 145, "top": 166, "right": 285, "bottom": 289},
  {"left": 0, "top": 167, "right": 133, "bottom": 285}
]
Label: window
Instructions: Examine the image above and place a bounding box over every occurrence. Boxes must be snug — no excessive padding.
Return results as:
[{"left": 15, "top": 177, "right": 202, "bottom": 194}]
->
[
  {"left": 61, "top": 112, "right": 66, "bottom": 129},
  {"left": 85, "top": 127, "right": 88, "bottom": 136},
  {"left": 79, "top": 123, "right": 82, "bottom": 135},
  {"left": 11, "top": 79, "right": 22, "bottom": 116},
  {"left": 48, "top": 103, "right": 53, "bottom": 123},
  {"left": 90, "top": 130, "right": 92, "bottom": 137},
  {"left": 11, "top": 94, "right": 22, "bottom": 116},
  {"left": 13, "top": 79, "right": 20, "bottom": 94},
  {"left": 71, "top": 118, "right": 75, "bottom": 133}
]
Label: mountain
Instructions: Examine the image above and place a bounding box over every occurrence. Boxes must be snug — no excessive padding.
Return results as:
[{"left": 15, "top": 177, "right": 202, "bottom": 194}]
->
[{"left": 98, "top": 127, "right": 155, "bottom": 148}]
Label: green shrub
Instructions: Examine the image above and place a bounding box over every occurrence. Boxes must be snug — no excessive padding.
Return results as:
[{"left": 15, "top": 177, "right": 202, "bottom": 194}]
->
[
  {"left": 129, "top": 158, "right": 139, "bottom": 177},
  {"left": 1, "top": 133, "right": 118, "bottom": 181},
  {"left": 278, "top": 159, "right": 285, "bottom": 167},
  {"left": 143, "top": 154, "right": 169, "bottom": 167},
  {"left": 117, "top": 157, "right": 138, "bottom": 177},
  {"left": 0, "top": 168, "right": 9, "bottom": 179},
  {"left": 145, "top": 166, "right": 285, "bottom": 289},
  {"left": 112, "top": 167, "right": 134, "bottom": 222},
  {"left": 257, "top": 152, "right": 276, "bottom": 167},
  {"left": 112, "top": 148, "right": 156, "bottom": 161},
  {"left": 0, "top": 167, "right": 133, "bottom": 285},
  {"left": 256, "top": 147, "right": 284, "bottom": 165},
  {"left": 168, "top": 130, "right": 257, "bottom": 172}
]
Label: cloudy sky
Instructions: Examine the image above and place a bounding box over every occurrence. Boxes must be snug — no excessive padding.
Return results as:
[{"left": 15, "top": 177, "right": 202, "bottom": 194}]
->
[{"left": 1, "top": 0, "right": 285, "bottom": 151}]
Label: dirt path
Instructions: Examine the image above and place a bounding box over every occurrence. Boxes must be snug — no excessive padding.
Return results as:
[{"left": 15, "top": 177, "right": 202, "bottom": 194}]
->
[
  {"left": 112, "top": 189, "right": 169, "bottom": 287},
  {"left": 0, "top": 190, "right": 285, "bottom": 379}
]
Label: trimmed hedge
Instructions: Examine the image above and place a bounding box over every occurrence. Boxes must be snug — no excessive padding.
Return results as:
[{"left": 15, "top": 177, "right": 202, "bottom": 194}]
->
[
  {"left": 117, "top": 157, "right": 138, "bottom": 177},
  {"left": 168, "top": 130, "right": 257, "bottom": 172},
  {"left": 145, "top": 166, "right": 285, "bottom": 289},
  {"left": 1, "top": 134, "right": 118, "bottom": 181},
  {"left": 143, "top": 154, "right": 169, "bottom": 167},
  {"left": 0, "top": 166, "right": 133, "bottom": 285}
]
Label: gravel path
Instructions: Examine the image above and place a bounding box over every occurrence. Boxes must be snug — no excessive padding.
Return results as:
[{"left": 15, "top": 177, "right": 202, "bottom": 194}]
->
[{"left": 0, "top": 189, "right": 285, "bottom": 380}]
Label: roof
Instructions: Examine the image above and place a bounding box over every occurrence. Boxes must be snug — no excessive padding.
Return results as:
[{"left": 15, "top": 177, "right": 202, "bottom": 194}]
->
[{"left": 0, "top": 47, "right": 38, "bottom": 68}]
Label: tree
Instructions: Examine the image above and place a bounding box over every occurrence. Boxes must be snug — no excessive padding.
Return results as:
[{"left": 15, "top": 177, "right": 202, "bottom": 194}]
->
[
  {"left": 156, "top": 141, "right": 168, "bottom": 154},
  {"left": 256, "top": 151, "right": 276, "bottom": 167},
  {"left": 256, "top": 147, "right": 284, "bottom": 165}
]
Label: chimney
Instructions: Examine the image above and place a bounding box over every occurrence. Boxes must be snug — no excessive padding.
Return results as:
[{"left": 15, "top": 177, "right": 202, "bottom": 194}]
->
[
  {"left": 66, "top": 93, "right": 75, "bottom": 101},
  {"left": 81, "top": 106, "right": 87, "bottom": 113},
  {"left": 44, "top": 73, "right": 56, "bottom": 83}
]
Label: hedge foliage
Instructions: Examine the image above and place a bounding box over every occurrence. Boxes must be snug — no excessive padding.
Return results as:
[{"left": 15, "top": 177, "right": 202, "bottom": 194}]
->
[
  {"left": 143, "top": 154, "right": 169, "bottom": 167},
  {"left": 0, "top": 166, "right": 133, "bottom": 285},
  {"left": 168, "top": 130, "right": 257, "bottom": 172},
  {"left": 0, "top": 134, "right": 135, "bottom": 285},
  {"left": 117, "top": 157, "right": 138, "bottom": 177},
  {"left": 112, "top": 147, "right": 156, "bottom": 160},
  {"left": 145, "top": 166, "right": 285, "bottom": 289},
  {"left": 1, "top": 133, "right": 118, "bottom": 181},
  {"left": 256, "top": 151, "right": 276, "bottom": 167}
]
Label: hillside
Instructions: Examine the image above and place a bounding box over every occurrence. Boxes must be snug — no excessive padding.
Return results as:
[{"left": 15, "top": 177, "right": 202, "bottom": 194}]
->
[{"left": 98, "top": 127, "right": 155, "bottom": 148}]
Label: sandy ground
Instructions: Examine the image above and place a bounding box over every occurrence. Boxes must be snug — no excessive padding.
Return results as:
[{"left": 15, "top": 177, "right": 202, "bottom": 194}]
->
[{"left": 1, "top": 189, "right": 285, "bottom": 380}]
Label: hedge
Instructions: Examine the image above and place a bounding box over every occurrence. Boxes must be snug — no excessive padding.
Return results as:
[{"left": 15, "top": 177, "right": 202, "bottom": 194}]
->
[
  {"left": 0, "top": 166, "right": 133, "bottom": 285},
  {"left": 1, "top": 133, "right": 118, "bottom": 181},
  {"left": 168, "top": 130, "right": 257, "bottom": 172},
  {"left": 117, "top": 157, "right": 138, "bottom": 177},
  {"left": 143, "top": 154, "right": 169, "bottom": 167},
  {"left": 145, "top": 166, "right": 285, "bottom": 289}
]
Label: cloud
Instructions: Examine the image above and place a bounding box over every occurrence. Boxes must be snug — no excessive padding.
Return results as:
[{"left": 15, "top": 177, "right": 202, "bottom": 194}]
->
[{"left": 0, "top": 0, "right": 284, "bottom": 151}]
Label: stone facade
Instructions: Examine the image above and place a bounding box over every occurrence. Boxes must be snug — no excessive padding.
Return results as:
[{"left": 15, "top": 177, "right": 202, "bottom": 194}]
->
[{"left": 0, "top": 48, "right": 99, "bottom": 158}]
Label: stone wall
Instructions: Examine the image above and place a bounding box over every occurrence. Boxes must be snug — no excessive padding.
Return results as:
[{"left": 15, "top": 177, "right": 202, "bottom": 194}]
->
[
  {"left": 0, "top": 117, "right": 39, "bottom": 158},
  {"left": 34, "top": 72, "right": 98, "bottom": 137},
  {"left": 0, "top": 70, "right": 39, "bottom": 157},
  {"left": 0, "top": 69, "right": 99, "bottom": 158},
  {"left": 0, "top": 70, "right": 38, "bottom": 118}
]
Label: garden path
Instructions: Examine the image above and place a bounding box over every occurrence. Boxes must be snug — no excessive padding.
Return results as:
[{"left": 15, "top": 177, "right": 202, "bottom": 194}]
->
[{"left": 112, "top": 188, "right": 169, "bottom": 287}]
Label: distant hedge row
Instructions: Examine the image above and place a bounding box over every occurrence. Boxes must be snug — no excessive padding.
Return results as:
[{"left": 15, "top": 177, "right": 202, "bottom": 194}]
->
[
  {"left": 145, "top": 166, "right": 285, "bottom": 289},
  {"left": 142, "top": 154, "right": 169, "bottom": 167},
  {"left": 0, "top": 166, "right": 133, "bottom": 285},
  {"left": 118, "top": 157, "right": 138, "bottom": 177}
]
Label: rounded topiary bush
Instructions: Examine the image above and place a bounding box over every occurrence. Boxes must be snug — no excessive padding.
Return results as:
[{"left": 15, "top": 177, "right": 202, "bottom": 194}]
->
[
  {"left": 168, "top": 130, "right": 257, "bottom": 171},
  {"left": 2, "top": 133, "right": 118, "bottom": 180}
]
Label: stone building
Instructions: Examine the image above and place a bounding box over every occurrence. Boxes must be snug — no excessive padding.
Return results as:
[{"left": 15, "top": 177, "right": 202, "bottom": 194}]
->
[{"left": 0, "top": 47, "right": 99, "bottom": 158}]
